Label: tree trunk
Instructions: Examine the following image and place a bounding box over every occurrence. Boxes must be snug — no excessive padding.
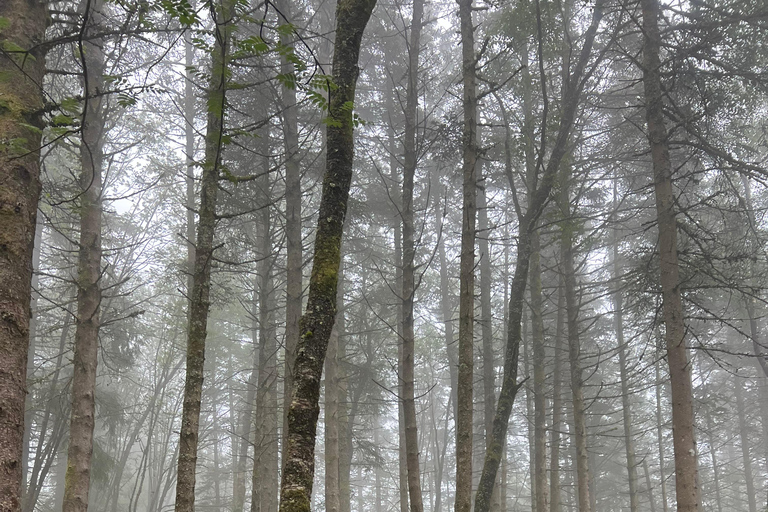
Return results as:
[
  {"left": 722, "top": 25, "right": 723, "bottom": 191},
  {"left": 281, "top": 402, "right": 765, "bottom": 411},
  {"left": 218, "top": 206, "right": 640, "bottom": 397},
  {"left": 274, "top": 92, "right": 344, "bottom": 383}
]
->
[
  {"left": 640, "top": 0, "right": 701, "bottom": 509},
  {"left": 324, "top": 273, "right": 343, "bottom": 512},
  {"left": 611, "top": 191, "right": 639, "bottom": 512},
  {"left": 456, "top": 0, "right": 478, "bottom": 507},
  {"left": 174, "top": 0, "right": 233, "bottom": 509},
  {"left": 549, "top": 279, "right": 565, "bottom": 512},
  {"left": 63, "top": 1, "right": 106, "bottom": 507},
  {"left": 654, "top": 348, "right": 669, "bottom": 512},
  {"left": 0, "top": 0, "right": 46, "bottom": 506},
  {"left": 251, "top": 134, "right": 279, "bottom": 512},
  {"left": 704, "top": 409, "right": 722, "bottom": 512},
  {"left": 734, "top": 377, "right": 757, "bottom": 512},
  {"left": 560, "top": 184, "right": 591, "bottom": 512},
  {"left": 276, "top": 0, "right": 303, "bottom": 477},
  {"left": 402, "top": 0, "right": 425, "bottom": 508},
  {"left": 277, "top": 0, "right": 376, "bottom": 509}
]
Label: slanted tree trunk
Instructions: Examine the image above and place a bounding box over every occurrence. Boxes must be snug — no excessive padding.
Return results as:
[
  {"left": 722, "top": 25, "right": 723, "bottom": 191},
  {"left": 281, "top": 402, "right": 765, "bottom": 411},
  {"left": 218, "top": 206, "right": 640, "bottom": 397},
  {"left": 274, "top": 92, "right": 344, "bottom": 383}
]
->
[
  {"left": 456, "top": 0, "right": 478, "bottom": 506},
  {"left": 473, "top": 4, "right": 604, "bottom": 511},
  {"left": 640, "top": 0, "right": 701, "bottom": 509},
  {"left": 402, "top": 0, "right": 425, "bottom": 509},
  {"left": 277, "top": 0, "right": 376, "bottom": 509},
  {"left": 174, "top": 1, "right": 233, "bottom": 510},
  {"left": 63, "top": 1, "right": 106, "bottom": 508},
  {"left": 0, "top": 0, "right": 46, "bottom": 507}
]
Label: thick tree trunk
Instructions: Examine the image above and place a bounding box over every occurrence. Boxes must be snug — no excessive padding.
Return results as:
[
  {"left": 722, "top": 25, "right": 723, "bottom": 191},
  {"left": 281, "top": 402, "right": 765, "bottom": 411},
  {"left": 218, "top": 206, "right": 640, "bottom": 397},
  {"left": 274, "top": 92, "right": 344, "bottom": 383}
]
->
[
  {"left": 640, "top": 0, "right": 701, "bottom": 509},
  {"left": 277, "top": 0, "right": 376, "bottom": 509},
  {"left": 174, "top": 1, "right": 233, "bottom": 509},
  {"left": 63, "top": 1, "right": 106, "bottom": 508},
  {"left": 456, "top": 0, "right": 478, "bottom": 507},
  {"left": 402, "top": 0, "right": 425, "bottom": 509},
  {"left": 529, "top": 224, "right": 547, "bottom": 512},
  {"left": 0, "top": 0, "right": 46, "bottom": 507}
]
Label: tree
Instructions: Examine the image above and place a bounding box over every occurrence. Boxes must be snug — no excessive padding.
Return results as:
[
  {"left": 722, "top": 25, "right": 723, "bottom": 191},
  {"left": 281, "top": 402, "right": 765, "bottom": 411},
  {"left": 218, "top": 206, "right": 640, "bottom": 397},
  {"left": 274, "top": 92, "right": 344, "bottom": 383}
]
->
[
  {"left": 62, "top": 1, "right": 107, "bottom": 509},
  {"left": 174, "top": 0, "right": 234, "bottom": 509},
  {"left": 0, "top": 0, "right": 47, "bottom": 509},
  {"left": 640, "top": 0, "right": 702, "bottom": 509},
  {"left": 277, "top": 0, "right": 377, "bottom": 509}
]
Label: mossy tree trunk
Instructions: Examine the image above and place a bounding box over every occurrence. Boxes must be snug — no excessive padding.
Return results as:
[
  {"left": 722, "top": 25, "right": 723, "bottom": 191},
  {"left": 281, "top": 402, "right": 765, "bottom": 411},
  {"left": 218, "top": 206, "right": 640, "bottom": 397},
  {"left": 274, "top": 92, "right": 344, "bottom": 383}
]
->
[
  {"left": 174, "top": 0, "right": 233, "bottom": 510},
  {"left": 473, "top": 3, "right": 604, "bottom": 511},
  {"left": 640, "top": 0, "right": 701, "bottom": 509},
  {"left": 277, "top": 0, "right": 376, "bottom": 509},
  {"left": 0, "top": 0, "right": 46, "bottom": 508}
]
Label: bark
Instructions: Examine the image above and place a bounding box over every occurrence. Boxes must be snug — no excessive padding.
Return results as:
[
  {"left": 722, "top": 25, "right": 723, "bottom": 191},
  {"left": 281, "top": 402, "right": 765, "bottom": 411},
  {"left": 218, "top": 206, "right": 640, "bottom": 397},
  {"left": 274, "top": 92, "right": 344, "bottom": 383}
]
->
[
  {"left": 402, "top": 0, "right": 425, "bottom": 509},
  {"left": 734, "top": 378, "right": 757, "bottom": 512},
  {"left": 611, "top": 194, "right": 639, "bottom": 512},
  {"left": 473, "top": 4, "right": 604, "bottom": 511},
  {"left": 276, "top": 0, "right": 303, "bottom": 475},
  {"left": 0, "top": 0, "right": 46, "bottom": 507},
  {"left": 456, "top": 0, "right": 478, "bottom": 506},
  {"left": 174, "top": 0, "right": 233, "bottom": 509},
  {"left": 277, "top": 0, "right": 376, "bottom": 509},
  {"left": 21, "top": 213, "right": 42, "bottom": 505},
  {"left": 641, "top": 0, "right": 701, "bottom": 508},
  {"left": 63, "top": 1, "right": 106, "bottom": 508}
]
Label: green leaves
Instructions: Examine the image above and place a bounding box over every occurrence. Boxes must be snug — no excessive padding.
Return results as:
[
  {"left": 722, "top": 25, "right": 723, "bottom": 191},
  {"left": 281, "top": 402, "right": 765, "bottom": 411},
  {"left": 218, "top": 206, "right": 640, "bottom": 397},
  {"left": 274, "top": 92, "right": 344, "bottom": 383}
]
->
[{"left": 154, "top": 0, "right": 200, "bottom": 26}]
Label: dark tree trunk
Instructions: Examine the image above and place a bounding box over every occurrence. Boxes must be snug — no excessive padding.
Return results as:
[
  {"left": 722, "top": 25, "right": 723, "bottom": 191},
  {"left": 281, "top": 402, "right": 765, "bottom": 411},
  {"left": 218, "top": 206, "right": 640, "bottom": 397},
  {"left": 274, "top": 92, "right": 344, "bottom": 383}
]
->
[
  {"left": 641, "top": 0, "right": 701, "bottom": 509},
  {"left": 277, "top": 0, "right": 376, "bottom": 509},
  {"left": 0, "top": 0, "right": 46, "bottom": 507},
  {"left": 456, "top": 0, "right": 478, "bottom": 507},
  {"left": 174, "top": 1, "right": 233, "bottom": 510},
  {"left": 63, "top": 1, "right": 106, "bottom": 509}
]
